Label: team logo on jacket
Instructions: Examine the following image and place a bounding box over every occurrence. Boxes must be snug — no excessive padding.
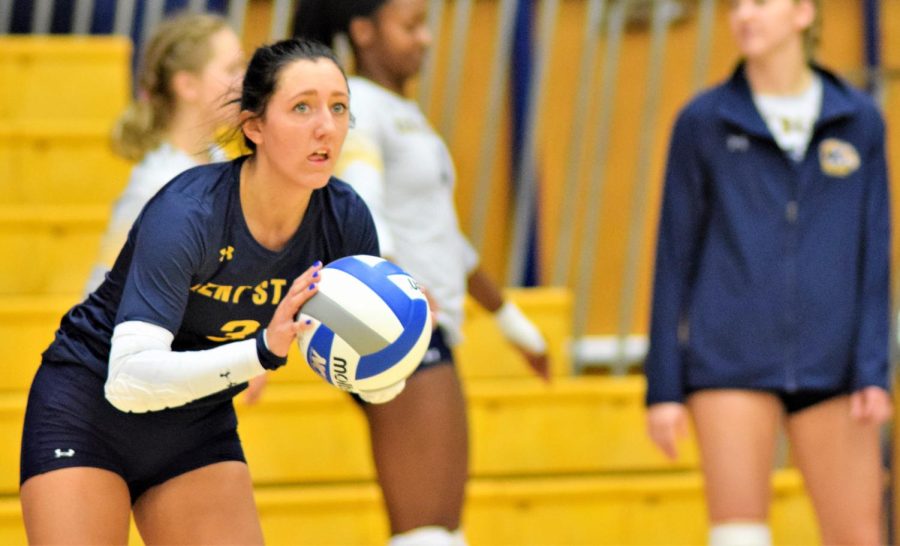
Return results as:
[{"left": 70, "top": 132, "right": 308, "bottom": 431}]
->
[{"left": 818, "top": 138, "right": 860, "bottom": 178}]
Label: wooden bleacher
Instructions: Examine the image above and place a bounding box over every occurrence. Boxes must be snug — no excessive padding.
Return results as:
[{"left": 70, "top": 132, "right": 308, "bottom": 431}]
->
[{"left": 0, "top": 35, "right": 820, "bottom": 545}]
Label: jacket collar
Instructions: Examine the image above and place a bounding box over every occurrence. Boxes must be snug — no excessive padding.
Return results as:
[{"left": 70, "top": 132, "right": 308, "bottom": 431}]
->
[{"left": 716, "top": 62, "right": 859, "bottom": 137}]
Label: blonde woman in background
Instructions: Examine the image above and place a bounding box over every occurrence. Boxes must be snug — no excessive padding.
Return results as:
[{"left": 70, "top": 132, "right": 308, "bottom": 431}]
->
[
  {"left": 645, "top": 1, "right": 891, "bottom": 545},
  {"left": 86, "top": 12, "right": 245, "bottom": 293}
]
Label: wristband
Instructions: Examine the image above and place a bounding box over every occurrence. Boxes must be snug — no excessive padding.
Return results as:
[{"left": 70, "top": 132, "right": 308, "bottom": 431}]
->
[
  {"left": 495, "top": 301, "right": 547, "bottom": 354},
  {"left": 256, "top": 329, "right": 288, "bottom": 370}
]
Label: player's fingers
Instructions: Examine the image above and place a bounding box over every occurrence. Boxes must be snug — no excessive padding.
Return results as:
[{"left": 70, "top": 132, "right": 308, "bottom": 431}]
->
[
  {"left": 654, "top": 424, "right": 678, "bottom": 460},
  {"left": 530, "top": 353, "right": 550, "bottom": 382}
]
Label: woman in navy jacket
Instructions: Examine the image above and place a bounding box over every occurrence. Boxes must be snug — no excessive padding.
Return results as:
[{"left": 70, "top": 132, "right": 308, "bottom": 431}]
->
[{"left": 645, "top": 1, "right": 891, "bottom": 545}]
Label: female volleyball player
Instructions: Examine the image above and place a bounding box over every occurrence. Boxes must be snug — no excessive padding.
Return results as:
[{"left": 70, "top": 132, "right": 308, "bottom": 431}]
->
[
  {"left": 645, "top": 1, "right": 891, "bottom": 544},
  {"left": 20, "top": 38, "right": 386, "bottom": 544},
  {"left": 294, "top": 2, "right": 550, "bottom": 545}
]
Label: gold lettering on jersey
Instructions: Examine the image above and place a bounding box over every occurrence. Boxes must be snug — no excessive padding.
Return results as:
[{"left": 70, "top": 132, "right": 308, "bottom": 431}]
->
[
  {"left": 252, "top": 281, "right": 269, "bottom": 305},
  {"left": 191, "top": 279, "right": 288, "bottom": 306},
  {"left": 232, "top": 285, "right": 251, "bottom": 303},
  {"left": 270, "top": 279, "right": 287, "bottom": 305},
  {"left": 212, "top": 284, "right": 233, "bottom": 302},
  {"left": 207, "top": 319, "right": 260, "bottom": 342}
]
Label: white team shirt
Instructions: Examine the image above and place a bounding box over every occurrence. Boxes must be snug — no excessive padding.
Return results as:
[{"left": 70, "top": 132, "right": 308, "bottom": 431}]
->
[
  {"left": 753, "top": 74, "right": 823, "bottom": 162},
  {"left": 337, "top": 76, "right": 478, "bottom": 345},
  {"left": 85, "top": 142, "right": 227, "bottom": 292}
]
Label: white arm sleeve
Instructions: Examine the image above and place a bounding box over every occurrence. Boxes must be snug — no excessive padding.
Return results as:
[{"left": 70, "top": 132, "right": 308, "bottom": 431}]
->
[{"left": 105, "top": 321, "right": 267, "bottom": 413}]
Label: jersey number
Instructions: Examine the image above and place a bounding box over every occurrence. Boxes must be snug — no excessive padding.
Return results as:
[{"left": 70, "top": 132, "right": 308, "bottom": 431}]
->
[{"left": 207, "top": 320, "right": 260, "bottom": 342}]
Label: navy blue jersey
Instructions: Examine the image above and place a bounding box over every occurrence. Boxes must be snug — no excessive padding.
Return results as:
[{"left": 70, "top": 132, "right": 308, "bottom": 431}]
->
[{"left": 43, "top": 156, "right": 379, "bottom": 406}]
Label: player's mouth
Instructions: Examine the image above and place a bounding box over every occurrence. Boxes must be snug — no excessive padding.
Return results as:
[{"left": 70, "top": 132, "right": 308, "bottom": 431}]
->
[{"left": 308, "top": 149, "right": 331, "bottom": 162}]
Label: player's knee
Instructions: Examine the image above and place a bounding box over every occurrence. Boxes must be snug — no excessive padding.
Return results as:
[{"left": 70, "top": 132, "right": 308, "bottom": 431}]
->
[
  {"left": 388, "top": 526, "right": 466, "bottom": 546},
  {"left": 709, "top": 522, "right": 771, "bottom": 546}
]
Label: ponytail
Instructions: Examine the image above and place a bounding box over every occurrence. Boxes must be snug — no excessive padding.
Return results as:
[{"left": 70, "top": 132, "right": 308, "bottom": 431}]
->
[{"left": 110, "top": 12, "right": 229, "bottom": 161}]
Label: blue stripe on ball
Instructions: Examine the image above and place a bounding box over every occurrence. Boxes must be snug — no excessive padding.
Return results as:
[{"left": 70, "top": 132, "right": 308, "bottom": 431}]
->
[
  {"left": 372, "top": 260, "right": 408, "bottom": 277},
  {"left": 355, "top": 298, "right": 430, "bottom": 379},
  {"left": 308, "top": 326, "right": 335, "bottom": 385},
  {"left": 327, "top": 257, "right": 413, "bottom": 320}
]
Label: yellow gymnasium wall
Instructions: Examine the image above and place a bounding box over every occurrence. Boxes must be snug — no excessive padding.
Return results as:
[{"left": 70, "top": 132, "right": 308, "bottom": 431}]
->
[{"left": 243, "top": 0, "right": 899, "bottom": 338}]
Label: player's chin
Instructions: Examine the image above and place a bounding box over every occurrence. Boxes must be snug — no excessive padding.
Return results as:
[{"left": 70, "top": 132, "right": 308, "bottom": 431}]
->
[{"left": 298, "top": 169, "right": 333, "bottom": 189}]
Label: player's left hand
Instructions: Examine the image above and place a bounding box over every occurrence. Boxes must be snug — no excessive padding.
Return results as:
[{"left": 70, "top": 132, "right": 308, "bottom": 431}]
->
[
  {"left": 849, "top": 386, "right": 893, "bottom": 425},
  {"left": 516, "top": 347, "right": 550, "bottom": 381},
  {"left": 266, "top": 261, "right": 323, "bottom": 357}
]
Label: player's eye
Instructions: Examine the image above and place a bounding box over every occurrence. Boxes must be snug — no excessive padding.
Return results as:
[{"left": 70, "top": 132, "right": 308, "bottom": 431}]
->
[
  {"left": 331, "top": 103, "right": 348, "bottom": 115},
  {"left": 294, "top": 102, "right": 310, "bottom": 113}
]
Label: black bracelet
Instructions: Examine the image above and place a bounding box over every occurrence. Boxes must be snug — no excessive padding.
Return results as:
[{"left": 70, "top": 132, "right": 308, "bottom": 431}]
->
[{"left": 256, "top": 329, "right": 288, "bottom": 370}]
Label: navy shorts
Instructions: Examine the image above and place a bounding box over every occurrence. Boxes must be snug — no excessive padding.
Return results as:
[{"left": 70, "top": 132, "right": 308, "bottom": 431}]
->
[
  {"left": 351, "top": 326, "right": 454, "bottom": 404},
  {"left": 686, "top": 387, "right": 847, "bottom": 415},
  {"left": 20, "top": 361, "right": 245, "bottom": 503}
]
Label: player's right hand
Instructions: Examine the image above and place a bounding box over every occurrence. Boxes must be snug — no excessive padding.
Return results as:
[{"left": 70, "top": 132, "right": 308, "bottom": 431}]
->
[
  {"left": 647, "top": 402, "right": 689, "bottom": 460},
  {"left": 265, "top": 261, "right": 323, "bottom": 357}
]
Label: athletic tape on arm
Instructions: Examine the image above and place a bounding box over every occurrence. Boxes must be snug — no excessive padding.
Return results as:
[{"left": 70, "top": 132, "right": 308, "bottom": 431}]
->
[{"left": 495, "top": 301, "right": 547, "bottom": 354}]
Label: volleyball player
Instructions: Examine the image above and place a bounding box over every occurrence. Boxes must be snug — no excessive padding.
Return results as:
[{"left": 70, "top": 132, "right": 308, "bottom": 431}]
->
[{"left": 20, "top": 38, "right": 391, "bottom": 544}]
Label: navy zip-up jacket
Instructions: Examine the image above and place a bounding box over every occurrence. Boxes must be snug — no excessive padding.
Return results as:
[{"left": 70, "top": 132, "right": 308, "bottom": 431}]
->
[{"left": 645, "top": 64, "right": 890, "bottom": 405}]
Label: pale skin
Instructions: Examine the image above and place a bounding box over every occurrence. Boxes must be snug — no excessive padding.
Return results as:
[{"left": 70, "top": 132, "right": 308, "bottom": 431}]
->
[
  {"left": 646, "top": 2, "right": 891, "bottom": 545},
  {"left": 166, "top": 26, "right": 246, "bottom": 162},
  {"left": 21, "top": 57, "right": 350, "bottom": 545}
]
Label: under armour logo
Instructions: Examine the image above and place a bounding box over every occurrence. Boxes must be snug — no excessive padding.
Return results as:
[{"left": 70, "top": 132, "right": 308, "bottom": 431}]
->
[
  {"left": 54, "top": 448, "right": 75, "bottom": 458},
  {"left": 220, "top": 370, "right": 237, "bottom": 388},
  {"left": 219, "top": 246, "right": 235, "bottom": 262}
]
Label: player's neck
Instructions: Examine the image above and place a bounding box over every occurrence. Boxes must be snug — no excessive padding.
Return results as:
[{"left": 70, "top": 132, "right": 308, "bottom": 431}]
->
[
  {"left": 239, "top": 158, "right": 311, "bottom": 252},
  {"left": 744, "top": 48, "right": 812, "bottom": 96},
  {"left": 356, "top": 65, "right": 408, "bottom": 97}
]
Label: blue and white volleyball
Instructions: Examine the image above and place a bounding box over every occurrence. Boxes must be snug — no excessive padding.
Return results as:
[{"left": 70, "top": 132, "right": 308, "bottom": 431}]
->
[{"left": 297, "top": 255, "right": 432, "bottom": 393}]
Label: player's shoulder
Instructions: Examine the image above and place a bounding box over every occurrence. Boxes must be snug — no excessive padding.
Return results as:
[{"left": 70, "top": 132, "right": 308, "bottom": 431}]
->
[
  {"left": 816, "top": 66, "right": 884, "bottom": 128},
  {"left": 142, "top": 159, "right": 238, "bottom": 224},
  {"left": 160, "top": 160, "right": 235, "bottom": 202},
  {"left": 348, "top": 76, "right": 407, "bottom": 125},
  {"left": 324, "top": 176, "right": 368, "bottom": 206}
]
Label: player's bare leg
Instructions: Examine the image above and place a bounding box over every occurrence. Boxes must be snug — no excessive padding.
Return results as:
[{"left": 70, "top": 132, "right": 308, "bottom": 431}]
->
[
  {"left": 133, "top": 461, "right": 264, "bottom": 545},
  {"left": 363, "top": 364, "right": 468, "bottom": 534},
  {"left": 787, "top": 395, "right": 884, "bottom": 546},
  {"left": 687, "top": 390, "right": 781, "bottom": 544},
  {"left": 21, "top": 467, "right": 131, "bottom": 544}
]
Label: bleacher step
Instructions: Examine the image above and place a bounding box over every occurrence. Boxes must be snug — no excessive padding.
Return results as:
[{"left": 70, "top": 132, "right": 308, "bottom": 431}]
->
[
  {"left": 0, "top": 470, "right": 817, "bottom": 545},
  {"left": 0, "top": 377, "right": 698, "bottom": 494}
]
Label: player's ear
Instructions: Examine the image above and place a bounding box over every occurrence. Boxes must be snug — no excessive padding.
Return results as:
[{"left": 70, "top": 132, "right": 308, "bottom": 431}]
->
[
  {"left": 348, "top": 16, "right": 376, "bottom": 49},
  {"left": 240, "top": 110, "right": 263, "bottom": 146},
  {"left": 171, "top": 70, "right": 199, "bottom": 103}
]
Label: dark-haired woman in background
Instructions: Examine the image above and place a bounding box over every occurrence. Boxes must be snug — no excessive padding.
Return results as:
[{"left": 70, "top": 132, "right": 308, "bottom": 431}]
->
[
  {"left": 19, "top": 38, "right": 384, "bottom": 544},
  {"left": 294, "top": 2, "right": 549, "bottom": 545}
]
